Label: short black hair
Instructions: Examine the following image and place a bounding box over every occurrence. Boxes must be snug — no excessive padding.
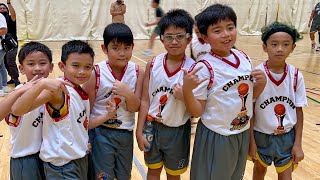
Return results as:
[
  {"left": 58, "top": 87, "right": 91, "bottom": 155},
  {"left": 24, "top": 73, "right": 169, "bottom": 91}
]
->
[
  {"left": 153, "top": 0, "right": 160, "bottom": 4},
  {"left": 197, "top": 4, "right": 237, "bottom": 35},
  {"left": 158, "top": 9, "right": 194, "bottom": 36},
  {"left": 61, "top": 40, "right": 95, "bottom": 64},
  {"left": 261, "top": 21, "right": 303, "bottom": 44},
  {"left": 18, "top": 42, "right": 52, "bottom": 64},
  {"left": 103, "top": 23, "right": 134, "bottom": 48}
]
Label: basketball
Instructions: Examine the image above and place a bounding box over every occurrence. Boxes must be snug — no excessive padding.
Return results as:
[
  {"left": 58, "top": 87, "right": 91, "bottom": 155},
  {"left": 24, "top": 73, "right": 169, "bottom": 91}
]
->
[
  {"left": 274, "top": 104, "right": 286, "bottom": 115},
  {"left": 159, "top": 94, "right": 168, "bottom": 104},
  {"left": 114, "top": 97, "right": 122, "bottom": 106},
  {"left": 238, "top": 83, "right": 249, "bottom": 95}
]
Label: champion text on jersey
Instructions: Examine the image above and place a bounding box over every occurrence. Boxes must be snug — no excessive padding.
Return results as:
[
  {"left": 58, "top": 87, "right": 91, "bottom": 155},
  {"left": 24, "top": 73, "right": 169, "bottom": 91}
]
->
[
  {"left": 32, "top": 112, "right": 44, "bottom": 127},
  {"left": 152, "top": 86, "right": 174, "bottom": 97},
  {"left": 260, "top": 96, "right": 295, "bottom": 110},
  {"left": 223, "top": 75, "right": 254, "bottom": 91}
]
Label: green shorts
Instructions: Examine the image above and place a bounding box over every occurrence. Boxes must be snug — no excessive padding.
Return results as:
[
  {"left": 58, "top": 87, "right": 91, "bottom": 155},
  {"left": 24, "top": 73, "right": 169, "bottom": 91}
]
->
[
  {"left": 190, "top": 120, "right": 249, "bottom": 180},
  {"left": 153, "top": 26, "right": 161, "bottom": 35},
  {"left": 144, "top": 120, "right": 191, "bottom": 176},
  {"left": 254, "top": 129, "right": 296, "bottom": 173},
  {"left": 310, "top": 21, "right": 320, "bottom": 33},
  {"left": 91, "top": 126, "right": 133, "bottom": 180}
]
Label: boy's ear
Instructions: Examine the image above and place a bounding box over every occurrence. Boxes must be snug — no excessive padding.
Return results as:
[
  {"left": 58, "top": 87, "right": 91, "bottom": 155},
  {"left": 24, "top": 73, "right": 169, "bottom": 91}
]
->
[
  {"left": 292, "top": 43, "right": 296, "bottom": 52},
  {"left": 101, "top": 44, "right": 108, "bottom": 55},
  {"left": 49, "top": 63, "right": 54, "bottom": 73},
  {"left": 58, "top": 62, "right": 66, "bottom": 72},
  {"left": 18, "top": 64, "right": 25, "bottom": 75},
  {"left": 262, "top": 44, "right": 267, "bottom": 52},
  {"left": 202, "top": 34, "right": 209, "bottom": 43}
]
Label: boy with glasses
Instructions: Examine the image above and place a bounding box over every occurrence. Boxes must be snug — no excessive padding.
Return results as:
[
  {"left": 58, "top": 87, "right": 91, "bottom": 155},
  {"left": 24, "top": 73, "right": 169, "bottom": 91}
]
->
[{"left": 136, "top": 9, "right": 194, "bottom": 180}]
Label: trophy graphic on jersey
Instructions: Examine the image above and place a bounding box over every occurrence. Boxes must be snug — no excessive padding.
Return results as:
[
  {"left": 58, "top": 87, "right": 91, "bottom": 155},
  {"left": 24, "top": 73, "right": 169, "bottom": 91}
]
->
[
  {"left": 104, "top": 96, "right": 123, "bottom": 128},
  {"left": 156, "top": 94, "right": 168, "bottom": 119},
  {"left": 230, "top": 83, "right": 250, "bottom": 131},
  {"left": 274, "top": 104, "right": 286, "bottom": 134}
]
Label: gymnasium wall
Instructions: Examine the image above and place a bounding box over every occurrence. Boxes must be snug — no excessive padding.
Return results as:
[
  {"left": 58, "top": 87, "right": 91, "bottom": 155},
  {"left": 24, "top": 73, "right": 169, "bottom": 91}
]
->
[{"left": 11, "top": 0, "right": 318, "bottom": 41}]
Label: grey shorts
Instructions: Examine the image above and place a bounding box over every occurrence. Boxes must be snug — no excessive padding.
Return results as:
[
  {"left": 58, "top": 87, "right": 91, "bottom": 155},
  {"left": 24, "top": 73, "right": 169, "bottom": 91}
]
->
[
  {"left": 144, "top": 120, "right": 191, "bottom": 176},
  {"left": 153, "top": 26, "right": 160, "bottom": 35},
  {"left": 10, "top": 153, "right": 45, "bottom": 180},
  {"left": 190, "top": 120, "right": 249, "bottom": 180},
  {"left": 91, "top": 126, "right": 133, "bottom": 180},
  {"left": 254, "top": 129, "right": 295, "bottom": 173},
  {"left": 310, "top": 21, "right": 320, "bottom": 33},
  {"left": 43, "top": 155, "right": 88, "bottom": 180}
]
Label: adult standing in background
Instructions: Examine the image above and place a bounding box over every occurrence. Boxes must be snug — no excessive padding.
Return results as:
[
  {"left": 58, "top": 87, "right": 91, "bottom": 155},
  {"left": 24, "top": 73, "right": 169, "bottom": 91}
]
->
[
  {"left": 0, "top": 12, "right": 7, "bottom": 97},
  {"left": 110, "top": 0, "right": 126, "bottom": 23},
  {"left": 308, "top": 1, "right": 320, "bottom": 51},
  {"left": 0, "top": 0, "right": 20, "bottom": 86}
]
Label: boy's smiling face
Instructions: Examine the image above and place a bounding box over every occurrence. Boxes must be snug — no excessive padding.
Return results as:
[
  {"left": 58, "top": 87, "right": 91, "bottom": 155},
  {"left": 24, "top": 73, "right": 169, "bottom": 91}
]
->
[
  {"left": 203, "top": 19, "right": 237, "bottom": 57},
  {"left": 59, "top": 53, "right": 93, "bottom": 85},
  {"left": 161, "top": 26, "right": 191, "bottom": 57},
  {"left": 19, "top": 51, "right": 53, "bottom": 81}
]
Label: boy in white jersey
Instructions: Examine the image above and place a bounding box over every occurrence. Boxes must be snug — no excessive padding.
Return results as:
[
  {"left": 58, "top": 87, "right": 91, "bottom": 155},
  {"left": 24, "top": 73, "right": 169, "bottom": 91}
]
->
[
  {"left": 248, "top": 22, "right": 307, "bottom": 180},
  {"left": 12, "top": 40, "right": 116, "bottom": 180},
  {"left": 2, "top": 42, "right": 54, "bottom": 180},
  {"left": 136, "top": 9, "right": 194, "bottom": 179},
  {"left": 190, "top": 14, "right": 211, "bottom": 61},
  {"left": 82, "top": 23, "right": 144, "bottom": 180},
  {"left": 182, "top": 4, "right": 266, "bottom": 180}
]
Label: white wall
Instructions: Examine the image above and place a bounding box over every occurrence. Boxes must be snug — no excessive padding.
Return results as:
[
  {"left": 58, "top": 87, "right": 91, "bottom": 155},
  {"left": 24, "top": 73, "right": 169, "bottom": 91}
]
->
[{"left": 10, "top": 0, "right": 318, "bottom": 40}]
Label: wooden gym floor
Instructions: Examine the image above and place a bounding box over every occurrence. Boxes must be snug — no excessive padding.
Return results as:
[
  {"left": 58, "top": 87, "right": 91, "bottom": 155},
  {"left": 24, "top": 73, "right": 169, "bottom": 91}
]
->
[{"left": 0, "top": 36, "right": 320, "bottom": 180}]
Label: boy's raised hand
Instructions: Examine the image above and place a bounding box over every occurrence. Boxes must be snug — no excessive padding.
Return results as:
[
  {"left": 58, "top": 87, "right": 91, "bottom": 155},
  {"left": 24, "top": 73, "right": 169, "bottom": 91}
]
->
[
  {"left": 112, "top": 80, "right": 130, "bottom": 97},
  {"left": 182, "top": 66, "right": 207, "bottom": 90},
  {"left": 40, "top": 79, "right": 73, "bottom": 95},
  {"left": 173, "top": 83, "right": 184, "bottom": 101},
  {"left": 251, "top": 69, "right": 266, "bottom": 87},
  {"left": 15, "top": 75, "right": 42, "bottom": 94}
]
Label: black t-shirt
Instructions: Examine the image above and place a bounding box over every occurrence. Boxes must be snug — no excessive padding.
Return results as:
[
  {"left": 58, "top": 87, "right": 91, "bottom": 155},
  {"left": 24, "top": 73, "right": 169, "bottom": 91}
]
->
[
  {"left": 155, "top": 7, "right": 164, "bottom": 18},
  {"left": 6, "top": 15, "right": 17, "bottom": 41}
]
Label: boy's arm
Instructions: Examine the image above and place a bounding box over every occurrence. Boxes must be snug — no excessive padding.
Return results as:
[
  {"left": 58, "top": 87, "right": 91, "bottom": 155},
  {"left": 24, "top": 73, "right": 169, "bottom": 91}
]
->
[
  {"left": 252, "top": 69, "right": 266, "bottom": 99},
  {"left": 308, "top": 9, "right": 316, "bottom": 27},
  {"left": 136, "top": 62, "right": 151, "bottom": 152},
  {"left": 182, "top": 67, "right": 206, "bottom": 118},
  {"left": 82, "top": 69, "right": 97, "bottom": 110},
  {"left": 248, "top": 106, "right": 257, "bottom": 161},
  {"left": 146, "top": 17, "right": 161, "bottom": 26},
  {"left": 121, "top": 4, "right": 126, "bottom": 15},
  {"left": 112, "top": 67, "right": 145, "bottom": 112},
  {"left": 292, "top": 107, "right": 304, "bottom": 164},
  {"left": 88, "top": 100, "right": 116, "bottom": 129},
  {"left": 11, "top": 79, "right": 71, "bottom": 116},
  {"left": 7, "top": 1, "right": 16, "bottom": 21},
  {"left": 0, "top": 76, "right": 41, "bottom": 120}
]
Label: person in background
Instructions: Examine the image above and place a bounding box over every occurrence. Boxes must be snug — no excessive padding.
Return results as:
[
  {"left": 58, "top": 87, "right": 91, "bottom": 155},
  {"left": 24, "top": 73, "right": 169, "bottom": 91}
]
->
[
  {"left": 0, "top": 1, "right": 20, "bottom": 86},
  {"left": 110, "top": 0, "right": 126, "bottom": 24},
  {"left": 0, "top": 12, "right": 7, "bottom": 97},
  {"left": 308, "top": 1, "right": 320, "bottom": 51}
]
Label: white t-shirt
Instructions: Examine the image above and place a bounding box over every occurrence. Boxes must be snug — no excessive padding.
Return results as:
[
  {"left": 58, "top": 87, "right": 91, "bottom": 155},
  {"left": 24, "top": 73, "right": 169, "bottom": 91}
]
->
[
  {"left": 0, "top": 13, "right": 7, "bottom": 50},
  {"left": 40, "top": 82, "right": 90, "bottom": 166},
  {"left": 191, "top": 37, "right": 211, "bottom": 61},
  {"left": 148, "top": 53, "right": 194, "bottom": 127},
  {"left": 90, "top": 60, "right": 138, "bottom": 130},
  {"left": 191, "top": 49, "right": 254, "bottom": 136},
  {"left": 254, "top": 62, "right": 308, "bottom": 134}
]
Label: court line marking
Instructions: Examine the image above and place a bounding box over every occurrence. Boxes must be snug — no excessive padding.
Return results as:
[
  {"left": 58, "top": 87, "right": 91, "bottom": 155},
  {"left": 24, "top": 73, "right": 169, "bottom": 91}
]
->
[
  {"left": 132, "top": 54, "right": 147, "bottom": 64},
  {"left": 133, "top": 153, "right": 147, "bottom": 180}
]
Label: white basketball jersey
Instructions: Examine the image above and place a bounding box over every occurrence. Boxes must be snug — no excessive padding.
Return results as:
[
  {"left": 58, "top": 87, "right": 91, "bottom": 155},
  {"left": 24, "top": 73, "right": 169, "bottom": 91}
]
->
[
  {"left": 192, "top": 49, "right": 254, "bottom": 136},
  {"left": 254, "top": 62, "right": 307, "bottom": 135},
  {"left": 90, "top": 61, "right": 138, "bottom": 130},
  {"left": 191, "top": 37, "right": 211, "bottom": 61},
  {"left": 148, "top": 53, "right": 194, "bottom": 127},
  {"left": 6, "top": 106, "right": 44, "bottom": 158},
  {"left": 40, "top": 81, "right": 90, "bottom": 166}
]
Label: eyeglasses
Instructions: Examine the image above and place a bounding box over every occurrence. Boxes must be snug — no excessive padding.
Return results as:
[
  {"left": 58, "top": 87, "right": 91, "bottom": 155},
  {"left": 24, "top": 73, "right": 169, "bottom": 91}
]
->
[{"left": 161, "top": 33, "right": 190, "bottom": 42}]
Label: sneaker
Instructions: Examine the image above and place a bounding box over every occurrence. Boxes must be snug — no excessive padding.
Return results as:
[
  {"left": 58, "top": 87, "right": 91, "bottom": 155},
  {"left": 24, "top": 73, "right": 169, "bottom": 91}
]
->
[
  {"left": 316, "top": 46, "right": 320, "bottom": 52},
  {"left": 312, "top": 42, "right": 316, "bottom": 49},
  {"left": 7, "top": 79, "right": 14, "bottom": 84},
  {"left": 14, "top": 79, "right": 20, "bottom": 87},
  {"left": 0, "top": 90, "right": 4, "bottom": 97},
  {"left": 142, "top": 50, "right": 152, "bottom": 57},
  {"left": 2, "top": 86, "right": 9, "bottom": 94}
]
